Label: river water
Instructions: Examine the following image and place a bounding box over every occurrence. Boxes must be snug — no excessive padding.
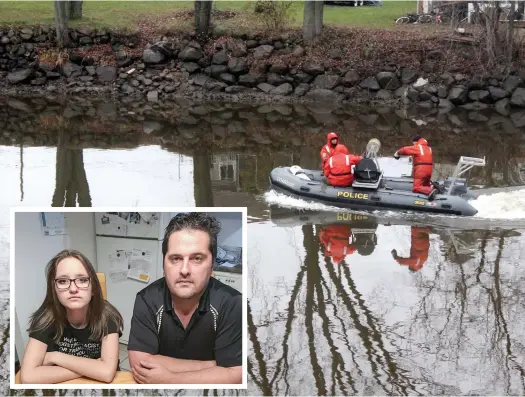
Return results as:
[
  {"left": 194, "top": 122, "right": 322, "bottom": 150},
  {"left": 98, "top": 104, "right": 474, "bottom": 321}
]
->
[{"left": 1, "top": 96, "right": 525, "bottom": 395}]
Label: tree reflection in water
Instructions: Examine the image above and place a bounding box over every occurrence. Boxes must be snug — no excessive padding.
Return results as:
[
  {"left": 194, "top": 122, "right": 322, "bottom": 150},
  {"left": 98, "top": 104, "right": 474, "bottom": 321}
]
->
[
  {"left": 246, "top": 222, "right": 525, "bottom": 396},
  {"left": 51, "top": 130, "right": 91, "bottom": 207}
]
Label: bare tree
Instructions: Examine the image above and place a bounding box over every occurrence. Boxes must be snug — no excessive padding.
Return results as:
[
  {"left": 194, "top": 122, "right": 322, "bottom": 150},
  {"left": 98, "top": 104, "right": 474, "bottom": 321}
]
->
[
  {"left": 54, "top": 0, "right": 70, "bottom": 48},
  {"left": 69, "top": 0, "right": 83, "bottom": 20},
  {"left": 472, "top": 1, "right": 518, "bottom": 66}
]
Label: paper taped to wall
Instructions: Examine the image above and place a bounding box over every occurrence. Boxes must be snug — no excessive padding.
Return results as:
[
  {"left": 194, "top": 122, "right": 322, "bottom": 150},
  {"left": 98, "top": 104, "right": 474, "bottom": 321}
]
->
[
  {"left": 108, "top": 250, "right": 130, "bottom": 283},
  {"left": 127, "top": 248, "right": 152, "bottom": 283},
  {"left": 41, "top": 212, "right": 67, "bottom": 236}
]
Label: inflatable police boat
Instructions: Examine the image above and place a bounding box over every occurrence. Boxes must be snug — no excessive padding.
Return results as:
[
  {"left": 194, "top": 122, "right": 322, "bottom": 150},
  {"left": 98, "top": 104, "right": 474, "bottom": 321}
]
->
[{"left": 269, "top": 139, "right": 486, "bottom": 217}]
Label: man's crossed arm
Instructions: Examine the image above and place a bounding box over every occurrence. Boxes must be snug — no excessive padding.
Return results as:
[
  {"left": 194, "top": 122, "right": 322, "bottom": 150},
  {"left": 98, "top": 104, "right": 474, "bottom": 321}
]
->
[{"left": 128, "top": 350, "right": 242, "bottom": 384}]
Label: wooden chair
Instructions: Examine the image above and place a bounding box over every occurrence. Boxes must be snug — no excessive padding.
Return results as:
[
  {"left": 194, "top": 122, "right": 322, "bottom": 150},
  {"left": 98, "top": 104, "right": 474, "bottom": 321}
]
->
[{"left": 96, "top": 273, "right": 107, "bottom": 300}]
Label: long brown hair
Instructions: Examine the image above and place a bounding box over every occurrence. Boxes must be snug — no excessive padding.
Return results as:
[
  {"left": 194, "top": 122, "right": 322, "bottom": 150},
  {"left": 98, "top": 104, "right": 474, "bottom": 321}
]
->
[{"left": 27, "top": 249, "right": 123, "bottom": 342}]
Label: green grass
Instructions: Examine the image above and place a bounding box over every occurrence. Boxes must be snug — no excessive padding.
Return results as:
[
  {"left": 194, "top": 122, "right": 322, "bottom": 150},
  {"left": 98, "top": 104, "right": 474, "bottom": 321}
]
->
[
  {"left": 0, "top": 0, "right": 417, "bottom": 31},
  {"left": 320, "top": 1, "right": 416, "bottom": 28}
]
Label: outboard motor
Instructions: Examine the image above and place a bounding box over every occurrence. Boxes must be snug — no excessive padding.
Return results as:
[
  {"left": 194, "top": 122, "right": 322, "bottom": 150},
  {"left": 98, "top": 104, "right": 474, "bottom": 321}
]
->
[
  {"left": 290, "top": 165, "right": 312, "bottom": 181},
  {"left": 440, "top": 177, "right": 468, "bottom": 195},
  {"left": 365, "top": 138, "right": 381, "bottom": 158}
]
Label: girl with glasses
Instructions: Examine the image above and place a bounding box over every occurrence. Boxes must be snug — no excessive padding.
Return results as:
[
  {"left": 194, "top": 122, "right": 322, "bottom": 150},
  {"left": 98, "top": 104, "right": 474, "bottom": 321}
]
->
[{"left": 19, "top": 249, "right": 124, "bottom": 384}]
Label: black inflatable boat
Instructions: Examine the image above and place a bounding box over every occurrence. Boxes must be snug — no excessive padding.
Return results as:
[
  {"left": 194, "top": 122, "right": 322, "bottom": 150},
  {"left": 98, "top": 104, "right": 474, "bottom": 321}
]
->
[{"left": 269, "top": 140, "right": 486, "bottom": 217}]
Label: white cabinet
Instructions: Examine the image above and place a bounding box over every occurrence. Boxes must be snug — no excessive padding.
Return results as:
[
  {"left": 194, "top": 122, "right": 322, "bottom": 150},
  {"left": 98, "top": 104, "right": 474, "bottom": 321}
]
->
[
  {"left": 95, "top": 236, "right": 161, "bottom": 344},
  {"left": 214, "top": 271, "right": 242, "bottom": 293}
]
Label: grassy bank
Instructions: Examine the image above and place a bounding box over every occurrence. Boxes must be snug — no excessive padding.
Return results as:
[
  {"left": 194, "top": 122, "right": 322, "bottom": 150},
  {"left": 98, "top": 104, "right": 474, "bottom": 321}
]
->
[{"left": 0, "top": 0, "right": 417, "bottom": 32}]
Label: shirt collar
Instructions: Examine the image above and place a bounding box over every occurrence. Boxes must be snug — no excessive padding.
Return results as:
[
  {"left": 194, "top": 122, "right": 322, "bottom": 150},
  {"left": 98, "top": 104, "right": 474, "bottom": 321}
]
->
[{"left": 163, "top": 277, "right": 213, "bottom": 314}]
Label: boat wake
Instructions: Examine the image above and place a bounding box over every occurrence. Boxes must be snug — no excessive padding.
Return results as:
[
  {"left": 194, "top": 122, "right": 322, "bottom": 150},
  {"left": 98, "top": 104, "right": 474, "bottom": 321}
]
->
[
  {"left": 470, "top": 188, "right": 525, "bottom": 219},
  {"left": 263, "top": 188, "right": 525, "bottom": 230}
]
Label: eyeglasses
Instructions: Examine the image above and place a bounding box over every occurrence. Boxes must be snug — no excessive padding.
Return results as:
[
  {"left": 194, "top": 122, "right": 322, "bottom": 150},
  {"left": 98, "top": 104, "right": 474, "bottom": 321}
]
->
[{"left": 55, "top": 277, "right": 91, "bottom": 290}]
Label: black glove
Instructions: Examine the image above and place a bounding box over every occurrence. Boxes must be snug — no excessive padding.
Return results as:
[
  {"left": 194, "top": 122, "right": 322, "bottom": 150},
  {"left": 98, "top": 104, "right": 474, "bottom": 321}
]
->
[
  {"left": 394, "top": 153, "right": 400, "bottom": 160},
  {"left": 391, "top": 249, "right": 398, "bottom": 258}
]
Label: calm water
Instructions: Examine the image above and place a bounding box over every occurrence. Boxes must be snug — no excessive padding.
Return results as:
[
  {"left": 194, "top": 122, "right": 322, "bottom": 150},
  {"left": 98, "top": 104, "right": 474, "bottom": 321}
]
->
[{"left": 2, "top": 97, "right": 525, "bottom": 395}]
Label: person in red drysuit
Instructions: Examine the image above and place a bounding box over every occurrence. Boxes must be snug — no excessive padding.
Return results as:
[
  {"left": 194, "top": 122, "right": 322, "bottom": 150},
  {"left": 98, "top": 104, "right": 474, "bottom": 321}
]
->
[
  {"left": 320, "top": 132, "right": 349, "bottom": 168},
  {"left": 318, "top": 224, "right": 357, "bottom": 265},
  {"left": 394, "top": 135, "right": 438, "bottom": 201},
  {"left": 391, "top": 226, "right": 430, "bottom": 272},
  {"left": 323, "top": 153, "right": 363, "bottom": 187}
]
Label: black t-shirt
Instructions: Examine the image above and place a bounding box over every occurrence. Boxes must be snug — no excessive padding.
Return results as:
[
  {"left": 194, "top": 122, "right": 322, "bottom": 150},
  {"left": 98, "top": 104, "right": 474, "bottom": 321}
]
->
[
  {"left": 128, "top": 276, "right": 242, "bottom": 367},
  {"left": 29, "top": 319, "right": 121, "bottom": 360}
]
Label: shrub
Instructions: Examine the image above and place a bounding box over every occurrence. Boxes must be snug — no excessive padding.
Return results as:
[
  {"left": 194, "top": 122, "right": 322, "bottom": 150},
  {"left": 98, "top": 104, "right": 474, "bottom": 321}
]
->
[{"left": 252, "top": 0, "right": 293, "bottom": 31}]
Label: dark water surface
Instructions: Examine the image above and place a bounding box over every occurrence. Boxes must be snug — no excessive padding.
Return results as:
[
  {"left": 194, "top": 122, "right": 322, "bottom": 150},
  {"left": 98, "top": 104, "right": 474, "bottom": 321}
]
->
[{"left": 2, "top": 97, "right": 525, "bottom": 395}]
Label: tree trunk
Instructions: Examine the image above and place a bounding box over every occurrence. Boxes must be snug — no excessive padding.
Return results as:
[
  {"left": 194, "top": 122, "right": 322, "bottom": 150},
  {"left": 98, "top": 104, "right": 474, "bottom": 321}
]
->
[
  {"left": 69, "top": 0, "right": 83, "bottom": 20},
  {"left": 54, "top": 0, "right": 70, "bottom": 48},
  {"left": 519, "top": 1, "right": 524, "bottom": 17},
  {"left": 477, "top": 1, "right": 504, "bottom": 65},
  {"left": 19, "top": 135, "right": 24, "bottom": 202},
  {"left": 194, "top": 0, "right": 202, "bottom": 30},
  {"left": 195, "top": 0, "right": 212, "bottom": 36},
  {"left": 314, "top": 0, "right": 324, "bottom": 37},
  {"left": 473, "top": 1, "right": 481, "bottom": 24},
  {"left": 505, "top": 1, "right": 516, "bottom": 61},
  {"left": 303, "top": 0, "right": 316, "bottom": 42}
]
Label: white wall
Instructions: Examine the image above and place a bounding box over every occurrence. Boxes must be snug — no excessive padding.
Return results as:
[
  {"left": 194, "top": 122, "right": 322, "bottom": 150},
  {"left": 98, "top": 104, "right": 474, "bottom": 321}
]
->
[{"left": 14, "top": 212, "right": 96, "bottom": 358}]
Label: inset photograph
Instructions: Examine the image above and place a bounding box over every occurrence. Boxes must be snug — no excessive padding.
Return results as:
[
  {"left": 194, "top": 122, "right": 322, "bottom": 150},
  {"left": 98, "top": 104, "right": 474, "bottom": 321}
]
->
[{"left": 11, "top": 208, "right": 247, "bottom": 389}]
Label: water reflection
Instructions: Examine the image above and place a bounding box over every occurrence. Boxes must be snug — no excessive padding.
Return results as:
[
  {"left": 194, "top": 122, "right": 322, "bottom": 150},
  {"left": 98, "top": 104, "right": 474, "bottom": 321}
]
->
[
  {"left": 247, "top": 209, "right": 525, "bottom": 395},
  {"left": 390, "top": 226, "right": 430, "bottom": 272},
  {"left": 2, "top": 97, "right": 525, "bottom": 395},
  {"left": 194, "top": 149, "right": 214, "bottom": 207},
  {"left": 51, "top": 131, "right": 92, "bottom": 207},
  {"left": 318, "top": 221, "right": 378, "bottom": 264},
  {"left": 3, "top": 96, "right": 525, "bottom": 190}
]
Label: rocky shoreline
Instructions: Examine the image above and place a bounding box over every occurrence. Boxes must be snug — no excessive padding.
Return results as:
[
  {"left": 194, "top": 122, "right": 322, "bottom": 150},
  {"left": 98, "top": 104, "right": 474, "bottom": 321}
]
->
[{"left": 2, "top": 25, "right": 525, "bottom": 112}]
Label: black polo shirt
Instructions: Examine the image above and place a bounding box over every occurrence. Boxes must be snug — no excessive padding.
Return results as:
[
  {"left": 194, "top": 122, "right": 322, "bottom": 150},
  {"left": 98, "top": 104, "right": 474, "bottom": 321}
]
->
[{"left": 127, "top": 276, "right": 242, "bottom": 367}]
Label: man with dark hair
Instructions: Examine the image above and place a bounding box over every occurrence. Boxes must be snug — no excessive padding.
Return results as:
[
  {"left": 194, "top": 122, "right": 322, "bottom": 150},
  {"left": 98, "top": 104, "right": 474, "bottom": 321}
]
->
[{"left": 127, "top": 212, "right": 242, "bottom": 384}]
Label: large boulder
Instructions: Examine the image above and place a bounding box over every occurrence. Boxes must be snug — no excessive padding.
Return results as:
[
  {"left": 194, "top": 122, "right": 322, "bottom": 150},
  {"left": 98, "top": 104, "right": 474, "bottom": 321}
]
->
[
  {"left": 376, "top": 72, "right": 401, "bottom": 90},
  {"left": 510, "top": 87, "right": 525, "bottom": 107},
  {"left": 253, "top": 45, "right": 273, "bottom": 60},
  {"left": 312, "top": 74, "right": 340, "bottom": 90},
  {"left": 271, "top": 83, "right": 293, "bottom": 96},
  {"left": 178, "top": 47, "right": 203, "bottom": 62},
  {"left": 302, "top": 61, "right": 324, "bottom": 76},
  {"left": 7, "top": 68, "right": 33, "bottom": 84},
  {"left": 305, "top": 88, "right": 340, "bottom": 102},
  {"left": 142, "top": 48, "right": 166, "bottom": 64},
  {"left": 228, "top": 58, "right": 249, "bottom": 75},
  {"left": 447, "top": 85, "right": 468, "bottom": 105}
]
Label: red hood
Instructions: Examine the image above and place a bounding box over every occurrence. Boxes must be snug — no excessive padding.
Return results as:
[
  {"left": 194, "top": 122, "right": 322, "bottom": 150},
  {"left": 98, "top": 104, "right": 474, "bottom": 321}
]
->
[
  {"left": 327, "top": 132, "right": 339, "bottom": 146},
  {"left": 415, "top": 138, "right": 429, "bottom": 146}
]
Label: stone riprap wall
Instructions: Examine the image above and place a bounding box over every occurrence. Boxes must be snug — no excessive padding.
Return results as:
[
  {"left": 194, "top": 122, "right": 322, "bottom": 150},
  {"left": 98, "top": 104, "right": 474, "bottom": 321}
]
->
[{"left": 2, "top": 25, "right": 525, "bottom": 110}]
